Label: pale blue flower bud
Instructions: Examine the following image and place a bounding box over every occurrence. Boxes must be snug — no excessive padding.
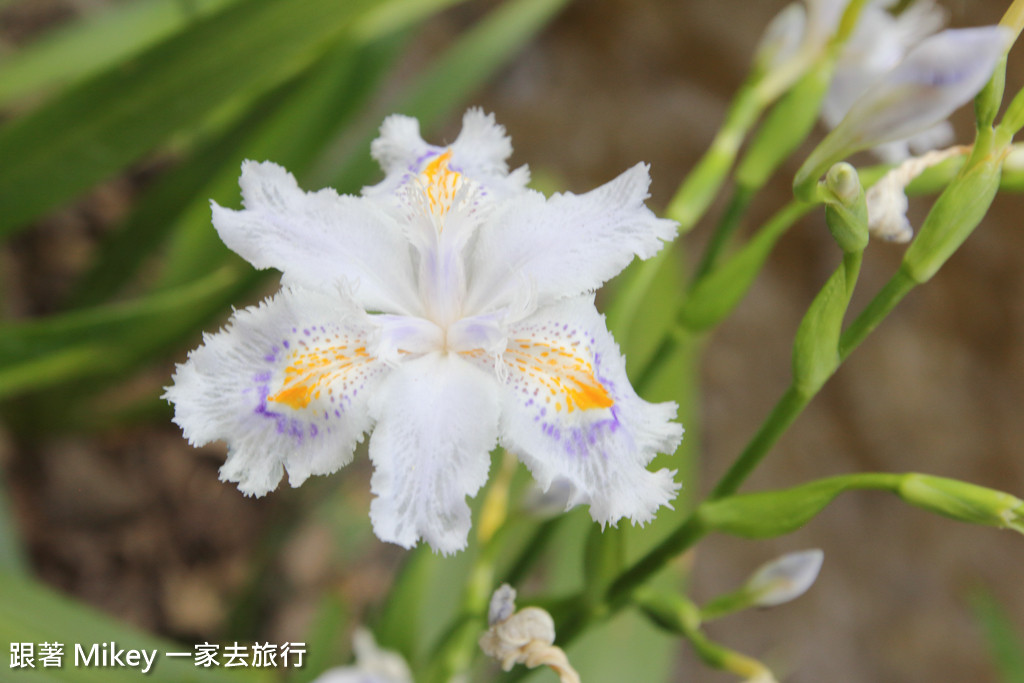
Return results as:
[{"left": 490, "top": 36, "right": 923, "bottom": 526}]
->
[{"left": 745, "top": 549, "right": 824, "bottom": 607}]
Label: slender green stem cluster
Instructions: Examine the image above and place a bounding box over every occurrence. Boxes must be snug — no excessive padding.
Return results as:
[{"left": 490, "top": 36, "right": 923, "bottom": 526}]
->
[{"left": 392, "top": 5, "right": 1024, "bottom": 681}]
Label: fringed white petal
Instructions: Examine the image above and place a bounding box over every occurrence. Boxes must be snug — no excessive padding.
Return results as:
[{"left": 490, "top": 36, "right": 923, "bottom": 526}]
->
[
  {"left": 212, "top": 161, "right": 421, "bottom": 315},
  {"left": 488, "top": 296, "right": 683, "bottom": 526},
  {"left": 370, "top": 114, "right": 430, "bottom": 179},
  {"left": 164, "top": 286, "right": 386, "bottom": 496},
  {"left": 449, "top": 108, "right": 530, "bottom": 195},
  {"left": 367, "top": 354, "right": 500, "bottom": 554},
  {"left": 465, "top": 163, "right": 677, "bottom": 314},
  {"left": 365, "top": 109, "right": 529, "bottom": 201}
]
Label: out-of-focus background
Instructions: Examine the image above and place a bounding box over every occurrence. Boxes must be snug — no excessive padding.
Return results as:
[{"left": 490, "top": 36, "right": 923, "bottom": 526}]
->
[{"left": 1, "top": 1, "right": 1023, "bottom": 681}]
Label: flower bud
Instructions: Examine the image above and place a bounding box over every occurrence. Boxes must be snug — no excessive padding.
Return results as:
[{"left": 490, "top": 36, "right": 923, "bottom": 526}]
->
[
  {"left": 744, "top": 549, "right": 824, "bottom": 607},
  {"left": 823, "top": 162, "right": 869, "bottom": 252},
  {"left": 898, "top": 474, "right": 1024, "bottom": 533},
  {"left": 902, "top": 153, "right": 1002, "bottom": 283}
]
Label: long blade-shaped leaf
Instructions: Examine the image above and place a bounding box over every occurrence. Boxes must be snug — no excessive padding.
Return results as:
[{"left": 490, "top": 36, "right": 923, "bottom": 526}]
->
[
  {"left": 0, "top": 266, "right": 245, "bottom": 400},
  {"left": 0, "top": 0, "right": 241, "bottom": 107},
  {"left": 326, "top": 0, "right": 572, "bottom": 190},
  {"left": 0, "top": 0, "right": 376, "bottom": 236},
  {"left": 0, "top": 571, "right": 267, "bottom": 682}
]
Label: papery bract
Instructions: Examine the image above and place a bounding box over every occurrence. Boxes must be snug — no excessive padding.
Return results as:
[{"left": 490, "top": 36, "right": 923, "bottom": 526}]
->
[{"left": 165, "top": 109, "right": 683, "bottom": 554}]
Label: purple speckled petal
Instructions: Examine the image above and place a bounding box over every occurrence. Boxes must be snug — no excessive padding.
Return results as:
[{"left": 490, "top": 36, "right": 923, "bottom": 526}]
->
[
  {"left": 485, "top": 295, "right": 683, "bottom": 526},
  {"left": 165, "top": 286, "right": 387, "bottom": 496}
]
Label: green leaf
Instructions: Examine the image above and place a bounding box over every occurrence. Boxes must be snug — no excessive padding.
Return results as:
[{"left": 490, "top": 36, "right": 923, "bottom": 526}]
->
[
  {"left": 679, "top": 201, "right": 810, "bottom": 333},
  {"left": 328, "top": 0, "right": 572, "bottom": 190},
  {"left": 0, "top": 0, "right": 242, "bottom": 107},
  {"left": 0, "top": 571, "right": 267, "bottom": 682},
  {"left": 0, "top": 266, "right": 247, "bottom": 400},
  {"left": 0, "top": 471, "right": 27, "bottom": 575},
  {"left": 0, "top": 0, "right": 378, "bottom": 236},
  {"left": 154, "top": 31, "right": 408, "bottom": 290},
  {"left": 971, "top": 589, "right": 1024, "bottom": 683},
  {"left": 374, "top": 547, "right": 436, "bottom": 664},
  {"left": 791, "top": 251, "right": 861, "bottom": 395},
  {"left": 287, "top": 595, "right": 349, "bottom": 683}
]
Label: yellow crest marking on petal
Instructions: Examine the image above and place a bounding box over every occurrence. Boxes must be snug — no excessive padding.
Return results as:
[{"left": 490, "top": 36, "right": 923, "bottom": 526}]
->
[
  {"left": 419, "top": 149, "right": 462, "bottom": 218},
  {"left": 506, "top": 339, "right": 613, "bottom": 413},
  {"left": 269, "top": 345, "right": 371, "bottom": 410}
]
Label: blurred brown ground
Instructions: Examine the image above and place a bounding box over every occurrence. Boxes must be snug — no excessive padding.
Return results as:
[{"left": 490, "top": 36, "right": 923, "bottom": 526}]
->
[{"left": 3, "top": 1, "right": 1024, "bottom": 681}]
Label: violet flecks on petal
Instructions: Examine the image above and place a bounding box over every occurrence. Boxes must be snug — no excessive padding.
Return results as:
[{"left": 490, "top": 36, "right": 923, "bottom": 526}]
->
[{"left": 165, "top": 109, "right": 683, "bottom": 554}]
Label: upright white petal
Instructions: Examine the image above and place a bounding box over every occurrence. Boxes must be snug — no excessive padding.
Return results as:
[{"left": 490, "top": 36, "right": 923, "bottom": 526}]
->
[
  {"left": 212, "top": 161, "right": 421, "bottom": 315},
  {"left": 369, "top": 114, "right": 431, "bottom": 181},
  {"left": 486, "top": 296, "right": 683, "bottom": 526},
  {"left": 465, "top": 163, "right": 677, "bottom": 314},
  {"left": 449, "top": 108, "right": 531, "bottom": 195},
  {"left": 165, "top": 287, "right": 386, "bottom": 496},
  {"left": 367, "top": 109, "right": 529, "bottom": 200},
  {"left": 367, "top": 354, "right": 500, "bottom": 554}
]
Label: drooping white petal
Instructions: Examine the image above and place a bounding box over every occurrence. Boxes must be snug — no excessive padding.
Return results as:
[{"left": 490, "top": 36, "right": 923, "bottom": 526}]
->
[
  {"left": 366, "top": 353, "right": 500, "bottom": 554},
  {"left": 211, "top": 161, "right": 421, "bottom": 315},
  {"left": 826, "top": 25, "right": 1012, "bottom": 155},
  {"left": 164, "top": 286, "right": 386, "bottom": 496},
  {"left": 822, "top": 0, "right": 948, "bottom": 157},
  {"left": 465, "top": 163, "right": 677, "bottom": 315},
  {"left": 486, "top": 296, "right": 683, "bottom": 526}
]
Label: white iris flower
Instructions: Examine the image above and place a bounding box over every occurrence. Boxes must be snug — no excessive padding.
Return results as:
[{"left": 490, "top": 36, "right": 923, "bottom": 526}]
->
[{"left": 165, "top": 109, "right": 683, "bottom": 554}]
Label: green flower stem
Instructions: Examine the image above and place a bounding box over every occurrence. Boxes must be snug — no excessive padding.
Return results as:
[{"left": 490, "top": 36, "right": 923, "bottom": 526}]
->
[
  {"left": 1001, "top": 0, "right": 1024, "bottom": 43},
  {"left": 692, "top": 184, "right": 756, "bottom": 281},
  {"left": 499, "top": 516, "right": 562, "bottom": 587},
  {"left": 606, "top": 515, "right": 707, "bottom": 611},
  {"left": 635, "top": 589, "right": 776, "bottom": 681},
  {"left": 636, "top": 200, "right": 810, "bottom": 394},
  {"left": 533, "top": 465, "right": 1024, "bottom": 676},
  {"left": 709, "top": 386, "right": 811, "bottom": 501},
  {"left": 665, "top": 83, "right": 764, "bottom": 233},
  {"left": 838, "top": 268, "right": 916, "bottom": 360},
  {"left": 424, "top": 524, "right": 507, "bottom": 683}
]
